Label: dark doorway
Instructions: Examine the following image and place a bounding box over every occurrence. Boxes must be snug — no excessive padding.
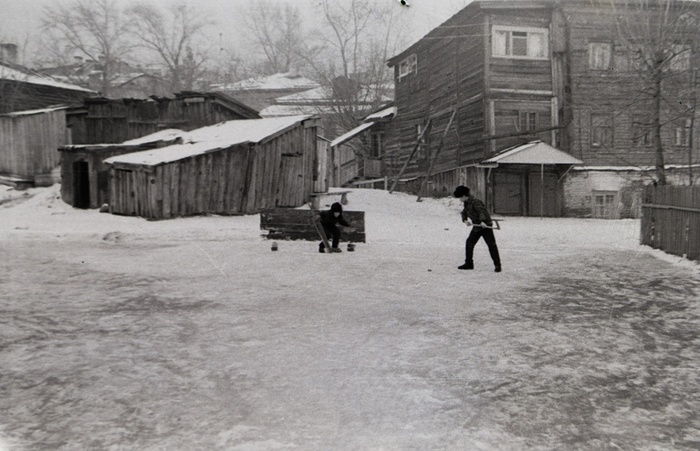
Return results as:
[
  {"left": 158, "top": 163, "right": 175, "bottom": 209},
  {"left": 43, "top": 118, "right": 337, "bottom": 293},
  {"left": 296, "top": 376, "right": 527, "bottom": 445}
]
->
[{"left": 72, "top": 161, "right": 90, "bottom": 209}]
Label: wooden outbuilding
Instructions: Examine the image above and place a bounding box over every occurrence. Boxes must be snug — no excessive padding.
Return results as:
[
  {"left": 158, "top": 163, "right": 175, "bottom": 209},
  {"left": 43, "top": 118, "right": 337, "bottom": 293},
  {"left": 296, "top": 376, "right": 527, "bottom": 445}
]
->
[
  {"left": 103, "top": 115, "right": 320, "bottom": 219},
  {"left": 0, "top": 106, "right": 70, "bottom": 187},
  {"left": 67, "top": 91, "right": 260, "bottom": 145},
  {"left": 59, "top": 129, "right": 182, "bottom": 209}
]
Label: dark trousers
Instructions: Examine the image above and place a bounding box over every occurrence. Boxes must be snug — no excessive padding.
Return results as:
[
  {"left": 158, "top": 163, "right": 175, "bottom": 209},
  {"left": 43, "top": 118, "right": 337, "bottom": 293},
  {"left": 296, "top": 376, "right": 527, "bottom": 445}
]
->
[
  {"left": 466, "top": 227, "right": 501, "bottom": 266},
  {"left": 320, "top": 225, "right": 341, "bottom": 249}
]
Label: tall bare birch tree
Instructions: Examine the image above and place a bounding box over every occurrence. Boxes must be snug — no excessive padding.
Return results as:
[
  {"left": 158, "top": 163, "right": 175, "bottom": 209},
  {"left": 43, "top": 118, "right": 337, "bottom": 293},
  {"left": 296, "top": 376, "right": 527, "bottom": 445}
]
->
[
  {"left": 611, "top": 0, "right": 700, "bottom": 185},
  {"left": 243, "top": 1, "right": 304, "bottom": 75}
]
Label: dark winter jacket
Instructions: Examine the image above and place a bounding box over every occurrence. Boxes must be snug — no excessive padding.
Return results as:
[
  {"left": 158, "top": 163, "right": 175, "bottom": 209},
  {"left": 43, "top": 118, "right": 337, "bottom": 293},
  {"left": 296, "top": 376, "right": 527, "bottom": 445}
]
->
[
  {"left": 460, "top": 196, "right": 492, "bottom": 226},
  {"left": 320, "top": 202, "right": 351, "bottom": 228}
]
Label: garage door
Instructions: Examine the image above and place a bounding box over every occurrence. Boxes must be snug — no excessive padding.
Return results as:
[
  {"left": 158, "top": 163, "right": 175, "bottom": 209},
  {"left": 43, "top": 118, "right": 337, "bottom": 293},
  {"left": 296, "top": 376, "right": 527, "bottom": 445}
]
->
[{"left": 493, "top": 172, "right": 522, "bottom": 215}]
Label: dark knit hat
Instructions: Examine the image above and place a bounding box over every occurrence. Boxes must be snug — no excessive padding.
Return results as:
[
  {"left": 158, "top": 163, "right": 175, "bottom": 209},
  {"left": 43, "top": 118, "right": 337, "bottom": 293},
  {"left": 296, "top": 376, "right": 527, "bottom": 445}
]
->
[
  {"left": 331, "top": 202, "right": 343, "bottom": 213},
  {"left": 453, "top": 185, "right": 470, "bottom": 198}
]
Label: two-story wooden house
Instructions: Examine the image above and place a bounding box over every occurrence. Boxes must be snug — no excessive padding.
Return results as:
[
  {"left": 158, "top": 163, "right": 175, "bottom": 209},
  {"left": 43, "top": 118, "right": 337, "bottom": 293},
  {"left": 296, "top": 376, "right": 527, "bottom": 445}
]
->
[{"left": 386, "top": 0, "right": 699, "bottom": 218}]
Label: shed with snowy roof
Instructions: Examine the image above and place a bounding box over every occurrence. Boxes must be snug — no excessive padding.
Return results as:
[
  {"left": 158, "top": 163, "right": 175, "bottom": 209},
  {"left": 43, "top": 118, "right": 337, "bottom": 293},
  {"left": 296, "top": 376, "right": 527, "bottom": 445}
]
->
[
  {"left": 102, "top": 115, "right": 320, "bottom": 219},
  {"left": 0, "top": 106, "right": 74, "bottom": 188}
]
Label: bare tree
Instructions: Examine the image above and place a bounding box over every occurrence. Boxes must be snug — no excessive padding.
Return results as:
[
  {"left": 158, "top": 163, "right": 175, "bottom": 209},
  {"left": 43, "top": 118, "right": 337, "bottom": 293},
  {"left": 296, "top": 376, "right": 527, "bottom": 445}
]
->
[
  {"left": 127, "top": 3, "right": 213, "bottom": 93},
  {"left": 611, "top": 0, "right": 700, "bottom": 185},
  {"left": 243, "top": 1, "right": 304, "bottom": 74},
  {"left": 299, "top": 0, "right": 407, "bottom": 139},
  {"left": 41, "top": 0, "right": 133, "bottom": 96}
]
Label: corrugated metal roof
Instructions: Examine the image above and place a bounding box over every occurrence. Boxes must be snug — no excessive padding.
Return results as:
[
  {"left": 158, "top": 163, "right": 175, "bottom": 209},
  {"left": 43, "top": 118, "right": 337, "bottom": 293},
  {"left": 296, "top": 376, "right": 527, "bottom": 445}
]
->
[
  {"left": 482, "top": 141, "right": 583, "bottom": 165},
  {"left": 104, "top": 115, "right": 312, "bottom": 167}
]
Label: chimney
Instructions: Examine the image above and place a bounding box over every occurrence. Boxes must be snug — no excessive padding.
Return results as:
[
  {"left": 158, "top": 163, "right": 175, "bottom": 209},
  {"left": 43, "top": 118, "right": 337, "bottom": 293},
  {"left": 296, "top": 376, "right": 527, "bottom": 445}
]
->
[
  {"left": 74, "top": 55, "right": 84, "bottom": 64},
  {"left": 0, "top": 43, "right": 18, "bottom": 64}
]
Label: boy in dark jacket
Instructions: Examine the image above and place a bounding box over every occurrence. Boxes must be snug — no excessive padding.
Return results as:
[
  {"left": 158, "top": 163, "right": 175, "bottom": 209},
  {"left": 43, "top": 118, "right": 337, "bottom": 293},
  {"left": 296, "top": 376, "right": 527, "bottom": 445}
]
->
[
  {"left": 318, "top": 202, "right": 353, "bottom": 253},
  {"left": 454, "top": 185, "right": 502, "bottom": 272}
]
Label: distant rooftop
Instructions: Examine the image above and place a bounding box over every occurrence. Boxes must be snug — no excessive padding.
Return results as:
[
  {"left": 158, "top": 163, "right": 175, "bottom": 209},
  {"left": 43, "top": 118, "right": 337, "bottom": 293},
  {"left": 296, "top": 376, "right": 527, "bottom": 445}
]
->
[
  {"left": 214, "top": 72, "right": 320, "bottom": 92},
  {"left": 0, "top": 62, "right": 96, "bottom": 93}
]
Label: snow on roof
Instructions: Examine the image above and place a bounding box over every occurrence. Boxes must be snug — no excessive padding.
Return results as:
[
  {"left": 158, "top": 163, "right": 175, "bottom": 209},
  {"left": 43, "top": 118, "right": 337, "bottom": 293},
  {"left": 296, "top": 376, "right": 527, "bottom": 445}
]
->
[
  {"left": 364, "top": 106, "right": 397, "bottom": 122},
  {"left": 483, "top": 141, "right": 583, "bottom": 165},
  {"left": 259, "top": 104, "right": 339, "bottom": 117},
  {"left": 573, "top": 164, "right": 700, "bottom": 172},
  {"left": 104, "top": 116, "right": 313, "bottom": 167},
  {"left": 0, "top": 105, "right": 69, "bottom": 117},
  {"left": 275, "top": 86, "right": 329, "bottom": 104},
  {"left": 0, "top": 63, "right": 96, "bottom": 93},
  {"left": 330, "top": 122, "right": 375, "bottom": 148},
  {"left": 215, "top": 72, "right": 320, "bottom": 92},
  {"left": 121, "top": 129, "right": 186, "bottom": 145}
]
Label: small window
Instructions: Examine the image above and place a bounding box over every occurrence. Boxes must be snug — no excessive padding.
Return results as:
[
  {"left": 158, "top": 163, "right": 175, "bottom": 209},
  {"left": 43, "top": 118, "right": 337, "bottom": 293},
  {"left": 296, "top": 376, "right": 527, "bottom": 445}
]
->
[
  {"left": 591, "top": 114, "right": 613, "bottom": 148},
  {"left": 370, "top": 131, "right": 384, "bottom": 158},
  {"left": 398, "top": 54, "right": 417, "bottom": 80},
  {"left": 592, "top": 191, "right": 618, "bottom": 219},
  {"left": 492, "top": 26, "right": 548, "bottom": 59},
  {"left": 675, "top": 118, "right": 691, "bottom": 147},
  {"left": 632, "top": 115, "right": 652, "bottom": 147},
  {"left": 589, "top": 43, "right": 612, "bottom": 70},
  {"left": 519, "top": 112, "right": 537, "bottom": 132}
]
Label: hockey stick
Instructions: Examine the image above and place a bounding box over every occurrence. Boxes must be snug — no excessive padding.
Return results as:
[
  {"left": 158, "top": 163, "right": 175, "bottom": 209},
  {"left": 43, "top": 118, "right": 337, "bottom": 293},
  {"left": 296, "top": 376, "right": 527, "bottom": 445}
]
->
[{"left": 465, "top": 219, "right": 501, "bottom": 230}]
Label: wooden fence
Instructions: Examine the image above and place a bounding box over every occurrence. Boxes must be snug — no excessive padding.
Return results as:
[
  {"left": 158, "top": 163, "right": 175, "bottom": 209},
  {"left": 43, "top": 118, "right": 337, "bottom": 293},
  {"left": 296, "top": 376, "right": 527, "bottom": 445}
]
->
[{"left": 640, "top": 185, "right": 700, "bottom": 261}]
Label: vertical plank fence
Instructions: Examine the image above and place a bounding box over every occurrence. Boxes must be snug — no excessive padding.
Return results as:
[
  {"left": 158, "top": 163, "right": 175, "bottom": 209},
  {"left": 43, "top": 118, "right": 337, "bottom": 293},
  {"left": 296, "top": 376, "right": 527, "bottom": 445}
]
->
[{"left": 640, "top": 185, "right": 700, "bottom": 261}]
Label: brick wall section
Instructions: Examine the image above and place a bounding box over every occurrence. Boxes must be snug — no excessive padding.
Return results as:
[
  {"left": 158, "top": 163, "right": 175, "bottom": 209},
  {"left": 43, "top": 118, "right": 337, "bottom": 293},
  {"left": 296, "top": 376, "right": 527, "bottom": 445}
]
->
[{"left": 564, "top": 168, "right": 696, "bottom": 218}]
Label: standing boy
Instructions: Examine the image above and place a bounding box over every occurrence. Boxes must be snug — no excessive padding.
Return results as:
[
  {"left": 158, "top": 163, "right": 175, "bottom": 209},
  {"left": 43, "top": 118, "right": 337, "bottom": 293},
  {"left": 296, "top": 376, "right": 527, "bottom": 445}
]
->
[
  {"left": 453, "top": 185, "right": 502, "bottom": 272},
  {"left": 319, "top": 202, "right": 353, "bottom": 253}
]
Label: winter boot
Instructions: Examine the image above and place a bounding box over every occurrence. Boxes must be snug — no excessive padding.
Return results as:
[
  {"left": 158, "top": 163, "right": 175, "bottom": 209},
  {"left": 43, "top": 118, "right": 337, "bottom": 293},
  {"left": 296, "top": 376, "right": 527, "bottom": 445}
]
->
[
  {"left": 319, "top": 242, "right": 326, "bottom": 253},
  {"left": 330, "top": 247, "right": 342, "bottom": 253},
  {"left": 495, "top": 265, "right": 502, "bottom": 273},
  {"left": 458, "top": 261, "right": 474, "bottom": 270}
]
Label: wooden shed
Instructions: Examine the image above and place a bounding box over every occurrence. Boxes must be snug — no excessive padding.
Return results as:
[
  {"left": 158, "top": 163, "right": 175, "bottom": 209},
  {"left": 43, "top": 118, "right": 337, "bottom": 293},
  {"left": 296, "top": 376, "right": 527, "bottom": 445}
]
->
[
  {"left": 0, "top": 106, "right": 70, "bottom": 187},
  {"left": 67, "top": 91, "right": 260, "bottom": 145},
  {"left": 59, "top": 129, "right": 182, "bottom": 209},
  {"left": 103, "top": 115, "right": 319, "bottom": 219}
]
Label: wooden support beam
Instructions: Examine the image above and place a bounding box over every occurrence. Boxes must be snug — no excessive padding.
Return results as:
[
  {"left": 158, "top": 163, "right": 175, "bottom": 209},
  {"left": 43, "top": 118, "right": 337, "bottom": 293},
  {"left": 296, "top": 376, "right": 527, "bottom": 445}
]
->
[
  {"left": 417, "top": 109, "right": 457, "bottom": 202},
  {"left": 389, "top": 118, "right": 432, "bottom": 194}
]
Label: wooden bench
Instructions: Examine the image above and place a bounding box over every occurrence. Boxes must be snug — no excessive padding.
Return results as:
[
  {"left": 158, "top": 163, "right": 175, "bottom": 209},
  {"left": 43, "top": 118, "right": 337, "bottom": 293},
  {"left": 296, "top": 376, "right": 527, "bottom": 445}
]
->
[
  {"left": 260, "top": 208, "right": 366, "bottom": 243},
  {"left": 308, "top": 190, "right": 352, "bottom": 210}
]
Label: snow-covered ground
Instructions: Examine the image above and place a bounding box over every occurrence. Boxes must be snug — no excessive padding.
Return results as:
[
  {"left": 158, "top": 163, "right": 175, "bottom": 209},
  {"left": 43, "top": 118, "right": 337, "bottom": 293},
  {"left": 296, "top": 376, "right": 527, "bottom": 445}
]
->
[{"left": 1, "top": 184, "right": 699, "bottom": 450}]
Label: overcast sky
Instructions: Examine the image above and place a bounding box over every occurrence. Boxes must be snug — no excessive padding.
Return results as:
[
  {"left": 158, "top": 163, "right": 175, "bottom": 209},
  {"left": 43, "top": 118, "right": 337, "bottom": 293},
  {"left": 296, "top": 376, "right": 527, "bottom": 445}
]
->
[{"left": 0, "top": 0, "right": 471, "bottom": 64}]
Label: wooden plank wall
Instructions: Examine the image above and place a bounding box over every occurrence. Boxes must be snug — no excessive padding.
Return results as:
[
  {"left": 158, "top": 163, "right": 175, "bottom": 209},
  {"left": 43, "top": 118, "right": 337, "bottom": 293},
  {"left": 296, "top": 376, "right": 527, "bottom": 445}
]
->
[
  {"left": 73, "top": 96, "right": 256, "bottom": 145},
  {"left": 0, "top": 109, "right": 67, "bottom": 179},
  {"left": 109, "top": 122, "right": 317, "bottom": 219},
  {"left": 641, "top": 185, "right": 700, "bottom": 261}
]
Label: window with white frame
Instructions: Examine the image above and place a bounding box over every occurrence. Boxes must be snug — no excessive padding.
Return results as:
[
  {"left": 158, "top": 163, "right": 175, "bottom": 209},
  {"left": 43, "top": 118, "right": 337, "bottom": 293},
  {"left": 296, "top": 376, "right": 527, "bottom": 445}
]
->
[
  {"left": 492, "top": 26, "right": 548, "bottom": 59},
  {"left": 519, "top": 111, "right": 537, "bottom": 132},
  {"left": 675, "top": 118, "right": 691, "bottom": 147},
  {"left": 398, "top": 54, "right": 417, "bottom": 80},
  {"left": 589, "top": 42, "right": 612, "bottom": 70},
  {"left": 591, "top": 113, "right": 613, "bottom": 148},
  {"left": 592, "top": 191, "right": 618, "bottom": 219}
]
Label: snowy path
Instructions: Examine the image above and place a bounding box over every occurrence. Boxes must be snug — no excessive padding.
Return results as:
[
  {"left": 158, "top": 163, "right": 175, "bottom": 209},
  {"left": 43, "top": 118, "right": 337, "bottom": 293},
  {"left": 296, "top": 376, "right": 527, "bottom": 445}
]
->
[{"left": 1, "top": 186, "right": 699, "bottom": 450}]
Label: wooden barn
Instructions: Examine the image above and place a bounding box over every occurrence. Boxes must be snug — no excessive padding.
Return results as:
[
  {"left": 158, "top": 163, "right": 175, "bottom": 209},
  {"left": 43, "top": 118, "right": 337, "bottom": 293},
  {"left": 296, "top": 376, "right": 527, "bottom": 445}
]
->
[
  {"left": 103, "top": 115, "right": 320, "bottom": 219},
  {"left": 67, "top": 91, "right": 260, "bottom": 145},
  {"left": 0, "top": 106, "right": 70, "bottom": 187},
  {"left": 0, "top": 59, "right": 97, "bottom": 115},
  {"left": 59, "top": 129, "right": 182, "bottom": 209}
]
